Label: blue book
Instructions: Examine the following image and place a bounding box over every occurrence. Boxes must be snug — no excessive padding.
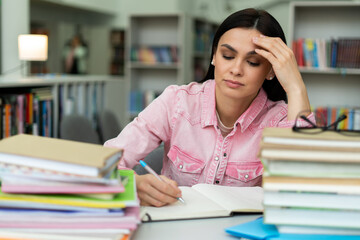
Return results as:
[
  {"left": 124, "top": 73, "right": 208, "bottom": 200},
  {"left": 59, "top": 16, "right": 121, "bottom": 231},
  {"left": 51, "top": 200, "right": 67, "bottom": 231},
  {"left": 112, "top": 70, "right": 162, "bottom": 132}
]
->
[
  {"left": 348, "top": 108, "right": 354, "bottom": 130},
  {"left": 225, "top": 217, "right": 360, "bottom": 240},
  {"left": 331, "top": 39, "right": 338, "bottom": 68},
  {"left": 268, "top": 234, "right": 360, "bottom": 240},
  {"left": 225, "top": 217, "right": 278, "bottom": 240},
  {"left": 312, "top": 40, "right": 319, "bottom": 68}
]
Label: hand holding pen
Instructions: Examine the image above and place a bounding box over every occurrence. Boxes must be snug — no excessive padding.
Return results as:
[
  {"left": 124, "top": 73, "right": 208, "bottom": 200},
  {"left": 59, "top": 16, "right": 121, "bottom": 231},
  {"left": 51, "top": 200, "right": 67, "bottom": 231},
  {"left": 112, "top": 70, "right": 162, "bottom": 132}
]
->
[{"left": 137, "top": 160, "right": 185, "bottom": 206}]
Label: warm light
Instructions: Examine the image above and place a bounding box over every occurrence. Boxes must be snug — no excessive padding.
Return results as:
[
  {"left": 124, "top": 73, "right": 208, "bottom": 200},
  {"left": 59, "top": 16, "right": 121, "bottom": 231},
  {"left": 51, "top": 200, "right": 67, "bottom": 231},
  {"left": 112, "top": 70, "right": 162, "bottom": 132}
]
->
[{"left": 18, "top": 34, "right": 48, "bottom": 61}]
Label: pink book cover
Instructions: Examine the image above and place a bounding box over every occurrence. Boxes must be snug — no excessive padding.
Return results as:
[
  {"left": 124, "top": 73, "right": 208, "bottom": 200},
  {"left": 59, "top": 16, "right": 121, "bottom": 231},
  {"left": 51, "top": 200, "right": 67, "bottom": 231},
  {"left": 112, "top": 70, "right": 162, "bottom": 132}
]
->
[
  {"left": 0, "top": 222, "right": 138, "bottom": 230},
  {"left": 17, "top": 95, "right": 25, "bottom": 134},
  {"left": 1, "top": 177, "right": 125, "bottom": 194},
  {"left": 1, "top": 184, "right": 124, "bottom": 194},
  {"left": 0, "top": 206, "right": 140, "bottom": 230}
]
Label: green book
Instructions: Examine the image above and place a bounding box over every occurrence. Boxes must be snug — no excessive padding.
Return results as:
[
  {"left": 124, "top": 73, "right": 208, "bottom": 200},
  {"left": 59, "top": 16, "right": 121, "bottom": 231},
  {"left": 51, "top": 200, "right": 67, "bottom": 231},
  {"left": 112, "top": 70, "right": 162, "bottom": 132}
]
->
[{"left": 0, "top": 170, "right": 138, "bottom": 209}]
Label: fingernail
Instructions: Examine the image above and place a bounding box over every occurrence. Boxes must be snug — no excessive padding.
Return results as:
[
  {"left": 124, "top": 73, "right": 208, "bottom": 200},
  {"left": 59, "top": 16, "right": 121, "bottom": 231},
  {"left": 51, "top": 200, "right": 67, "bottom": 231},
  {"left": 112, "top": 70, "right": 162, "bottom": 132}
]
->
[
  {"left": 260, "top": 34, "right": 266, "bottom": 38},
  {"left": 177, "top": 193, "right": 182, "bottom": 198},
  {"left": 253, "top": 37, "right": 258, "bottom": 42}
]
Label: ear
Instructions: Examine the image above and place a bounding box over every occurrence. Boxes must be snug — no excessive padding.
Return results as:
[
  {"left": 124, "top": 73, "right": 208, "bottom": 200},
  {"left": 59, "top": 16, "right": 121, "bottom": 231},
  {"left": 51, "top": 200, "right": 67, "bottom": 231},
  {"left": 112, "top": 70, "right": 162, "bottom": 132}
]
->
[{"left": 266, "top": 68, "right": 275, "bottom": 80}]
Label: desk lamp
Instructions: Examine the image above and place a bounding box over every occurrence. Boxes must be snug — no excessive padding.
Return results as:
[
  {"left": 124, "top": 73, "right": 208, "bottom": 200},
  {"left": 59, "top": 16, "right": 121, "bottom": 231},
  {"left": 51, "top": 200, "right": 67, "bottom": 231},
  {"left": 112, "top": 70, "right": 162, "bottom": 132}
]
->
[{"left": 18, "top": 34, "right": 48, "bottom": 76}]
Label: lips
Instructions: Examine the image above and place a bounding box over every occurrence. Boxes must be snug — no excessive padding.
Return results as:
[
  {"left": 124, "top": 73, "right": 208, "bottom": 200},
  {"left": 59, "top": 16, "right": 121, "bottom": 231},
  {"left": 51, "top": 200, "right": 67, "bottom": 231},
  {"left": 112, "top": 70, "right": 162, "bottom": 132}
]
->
[{"left": 224, "top": 79, "right": 244, "bottom": 88}]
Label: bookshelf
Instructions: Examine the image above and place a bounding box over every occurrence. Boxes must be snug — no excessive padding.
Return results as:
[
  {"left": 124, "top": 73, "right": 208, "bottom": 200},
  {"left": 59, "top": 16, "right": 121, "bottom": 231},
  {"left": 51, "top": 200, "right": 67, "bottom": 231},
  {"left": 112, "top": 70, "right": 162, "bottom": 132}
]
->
[
  {"left": 109, "top": 29, "right": 125, "bottom": 76},
  {"left": 126, "top": 13, "right": 191, "bottom": 119},
  {"left": 0, "top": 75, "right": 117, "bottom": 139},
  {"left": 192, "top": 18, "right": 218, "bottom": 82},
  {"left": 289, "top": 1, "right": 360, "bottom": 109}
]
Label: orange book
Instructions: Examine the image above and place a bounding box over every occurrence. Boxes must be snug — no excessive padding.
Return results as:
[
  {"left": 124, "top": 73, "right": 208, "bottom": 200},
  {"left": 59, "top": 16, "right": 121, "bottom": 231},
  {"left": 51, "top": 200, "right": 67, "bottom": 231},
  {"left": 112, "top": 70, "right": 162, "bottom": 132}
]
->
[
  {"left": 4, "top": 104, "right": 11, "bottom": 138},
  {"left": 25, "top": 93, "right": 33, "bottom": 125},
  {"left": 331, "top": 107, "right": 337, "bottom": 126}
]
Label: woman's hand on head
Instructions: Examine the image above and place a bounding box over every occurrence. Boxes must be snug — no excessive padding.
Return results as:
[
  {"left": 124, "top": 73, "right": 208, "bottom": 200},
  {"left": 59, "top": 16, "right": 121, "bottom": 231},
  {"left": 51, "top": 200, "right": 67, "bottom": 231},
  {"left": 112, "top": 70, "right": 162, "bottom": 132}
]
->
[
  {"left": 253, "top": 34, "right": 311, "bottom": 120},
  {"left": 252, "top": 35, "right": 305, "bottom": 95},
  {"left": 135, "top": 174, "right": 182, "bottom": 207}
]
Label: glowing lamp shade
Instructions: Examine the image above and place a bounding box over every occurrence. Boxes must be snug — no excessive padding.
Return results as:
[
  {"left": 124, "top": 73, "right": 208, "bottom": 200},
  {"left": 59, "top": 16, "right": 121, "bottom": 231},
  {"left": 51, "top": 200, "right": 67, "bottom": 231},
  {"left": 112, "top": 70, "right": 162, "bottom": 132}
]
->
[{"left": 18, "top": 34, "right": 48, "bottom": 61}]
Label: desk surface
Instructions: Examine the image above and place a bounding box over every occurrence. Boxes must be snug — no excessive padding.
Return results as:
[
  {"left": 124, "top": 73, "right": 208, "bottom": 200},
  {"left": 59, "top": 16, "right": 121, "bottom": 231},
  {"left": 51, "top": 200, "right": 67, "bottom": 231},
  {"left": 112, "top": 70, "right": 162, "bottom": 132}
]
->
[{"left": 132, "top": 214, "right": 262, "bottom": 240}]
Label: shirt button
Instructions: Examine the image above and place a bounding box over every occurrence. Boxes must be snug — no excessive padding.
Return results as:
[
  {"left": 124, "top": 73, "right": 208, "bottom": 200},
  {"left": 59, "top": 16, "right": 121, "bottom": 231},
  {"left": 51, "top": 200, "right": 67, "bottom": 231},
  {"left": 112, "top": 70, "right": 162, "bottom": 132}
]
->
[
  {"left": 223, "top": 153, "right": 227, "bottom": 157},
  {"left": 179, "top": 164, "right": 183, "bottom": 169},
  {"left": 215, "top": 180, "right": 220, "bottom": 184},
  {"left": 214, "top": 156, "right": 219, "bottom": 161},
  {"left": 245, "top": 174, "right": 249, "bottom": 179}
]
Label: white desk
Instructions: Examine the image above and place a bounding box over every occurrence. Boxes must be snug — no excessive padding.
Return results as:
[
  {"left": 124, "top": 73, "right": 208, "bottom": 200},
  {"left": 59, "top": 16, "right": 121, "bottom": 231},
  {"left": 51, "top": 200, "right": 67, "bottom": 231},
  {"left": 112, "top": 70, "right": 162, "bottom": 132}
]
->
[{"left": 132, "top": 214, "right": 262, "bottom": 240}]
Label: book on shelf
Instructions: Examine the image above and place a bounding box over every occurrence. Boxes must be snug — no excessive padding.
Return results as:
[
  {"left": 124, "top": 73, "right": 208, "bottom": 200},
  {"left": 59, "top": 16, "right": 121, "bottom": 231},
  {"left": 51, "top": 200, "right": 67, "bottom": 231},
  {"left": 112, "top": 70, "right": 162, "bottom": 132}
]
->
[
  {"left": 0, "top": 134, "right": 123, "bottom": 178},
  {"left": 130, "top": 46, "right": 178, "bottom": 64},
  {"left": 128, "top": 90, "right": 160, "bottom": 114},
  {"left": 141, "top": 184, "right": 263, "bottom": 222},
  {"left": 0, "top": 87, "right": 54, "bottom": 138},
  {"left": 292, "top": 37, "right": 360, "bottom": 69},
  {"left": 314, "top": 106, "right": 360, "bottom": 131}
]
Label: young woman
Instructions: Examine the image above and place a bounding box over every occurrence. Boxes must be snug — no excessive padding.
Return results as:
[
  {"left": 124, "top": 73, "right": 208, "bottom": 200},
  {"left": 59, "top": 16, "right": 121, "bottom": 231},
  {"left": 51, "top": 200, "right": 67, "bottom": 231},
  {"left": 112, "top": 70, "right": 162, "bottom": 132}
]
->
[{"left": 104, "top": 8, "right": 313, "bottom": 207}]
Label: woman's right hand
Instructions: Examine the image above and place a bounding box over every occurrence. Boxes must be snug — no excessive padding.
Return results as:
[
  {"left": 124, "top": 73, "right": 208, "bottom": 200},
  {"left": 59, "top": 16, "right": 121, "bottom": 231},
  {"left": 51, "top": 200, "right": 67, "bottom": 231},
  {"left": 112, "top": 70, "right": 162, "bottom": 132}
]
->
[{"left": 135, "top": 174, "right": 182, "bottom": 207}]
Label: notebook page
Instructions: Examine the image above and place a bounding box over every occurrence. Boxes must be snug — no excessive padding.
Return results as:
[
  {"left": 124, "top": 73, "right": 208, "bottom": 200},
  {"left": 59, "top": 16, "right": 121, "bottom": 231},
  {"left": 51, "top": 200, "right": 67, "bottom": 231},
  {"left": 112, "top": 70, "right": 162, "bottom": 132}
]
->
[
  {"left": 140, "top": 186, "right": 230, "bottom": 221},
  {"left": 192, "top": 184, "right": 263, "bottom": 212}
]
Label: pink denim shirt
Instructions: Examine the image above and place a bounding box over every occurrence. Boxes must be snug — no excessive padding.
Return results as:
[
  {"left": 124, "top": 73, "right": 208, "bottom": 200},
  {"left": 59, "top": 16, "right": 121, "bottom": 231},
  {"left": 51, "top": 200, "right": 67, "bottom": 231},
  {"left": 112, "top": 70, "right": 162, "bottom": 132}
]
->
[{"left": 104, "top": 80, "right": 313, "bottom": 187}]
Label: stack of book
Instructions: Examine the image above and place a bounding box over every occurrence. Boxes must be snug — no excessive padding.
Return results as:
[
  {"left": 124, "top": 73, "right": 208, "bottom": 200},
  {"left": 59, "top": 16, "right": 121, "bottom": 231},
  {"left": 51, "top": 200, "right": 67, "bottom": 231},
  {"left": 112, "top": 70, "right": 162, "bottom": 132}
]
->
[
  {"left": 259, "top": 128, "right": 360, "bottom": 236},
  {"left": 0, "top": 134, "right": 140, "bottom": 240},
  {"left": 292, "top": 38, "right": 360, "bottom": 69},
  {"left": 315, "top": 106, "right": 360, "bottom": 131}
]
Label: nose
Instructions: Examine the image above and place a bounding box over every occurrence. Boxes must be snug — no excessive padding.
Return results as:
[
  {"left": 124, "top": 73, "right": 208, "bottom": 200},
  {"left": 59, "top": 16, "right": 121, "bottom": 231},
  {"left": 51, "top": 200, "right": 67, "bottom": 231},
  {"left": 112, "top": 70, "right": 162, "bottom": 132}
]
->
[{"left": 230, "top": 59, "right": 243, "bottom": 76}]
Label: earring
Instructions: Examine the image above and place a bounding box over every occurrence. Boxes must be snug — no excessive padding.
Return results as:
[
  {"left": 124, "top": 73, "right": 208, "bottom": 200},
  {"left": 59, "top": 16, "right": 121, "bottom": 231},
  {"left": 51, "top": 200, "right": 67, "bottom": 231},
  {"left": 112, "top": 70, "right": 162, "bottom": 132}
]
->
[
  {"left": 211, "top": 60, "right": 214, "bottom": 65},
  {"left": 269, "top": 76, "right": 274, "bottom": 80}
]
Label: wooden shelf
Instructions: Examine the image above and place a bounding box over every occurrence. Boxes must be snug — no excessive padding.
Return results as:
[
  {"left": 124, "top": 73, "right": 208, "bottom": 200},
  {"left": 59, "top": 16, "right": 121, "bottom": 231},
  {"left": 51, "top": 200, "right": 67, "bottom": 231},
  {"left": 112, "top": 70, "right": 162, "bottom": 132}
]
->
[
  {"left": 290, "top": 1, "right": 360, "bottom": 108},
  {"left": 0, "top": 75, "right": 118, "bottom": 138},
  {"left": 129, "top": 62, "right": 179, "bottom": 70},
  {"left": 299, "top": 67, "right": 360, "bottom": 75},
  {"left": 126, "top": 13, "right": 189, "bottom": 119}
]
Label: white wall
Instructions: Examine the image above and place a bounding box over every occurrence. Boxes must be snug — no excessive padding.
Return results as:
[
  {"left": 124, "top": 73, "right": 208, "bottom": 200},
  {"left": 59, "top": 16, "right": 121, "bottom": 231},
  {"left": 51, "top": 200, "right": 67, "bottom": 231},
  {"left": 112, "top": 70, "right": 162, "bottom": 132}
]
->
[
  {"left": 1, "top": 0, "right": 29, "bottom": 76},
  {"left": 41, "top": 0, "right": 119, "bottom": 15}
]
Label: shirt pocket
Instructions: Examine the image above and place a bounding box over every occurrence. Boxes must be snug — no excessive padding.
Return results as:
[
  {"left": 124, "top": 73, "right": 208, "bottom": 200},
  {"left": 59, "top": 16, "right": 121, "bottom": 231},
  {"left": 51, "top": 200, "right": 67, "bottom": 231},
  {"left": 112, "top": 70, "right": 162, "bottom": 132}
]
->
[
  {"left": 224, "top": 162, "right": 263, "bottom": 187},
  {"left": 167, "top": 145, "right": 205, "bottom": 186}
]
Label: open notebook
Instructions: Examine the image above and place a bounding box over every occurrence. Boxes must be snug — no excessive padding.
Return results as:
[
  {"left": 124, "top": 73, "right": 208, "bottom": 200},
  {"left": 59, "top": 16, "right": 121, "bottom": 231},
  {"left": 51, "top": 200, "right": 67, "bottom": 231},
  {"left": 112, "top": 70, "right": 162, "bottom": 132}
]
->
[{"left": 141, "top": 184, "right": 263, "bottom": 222}]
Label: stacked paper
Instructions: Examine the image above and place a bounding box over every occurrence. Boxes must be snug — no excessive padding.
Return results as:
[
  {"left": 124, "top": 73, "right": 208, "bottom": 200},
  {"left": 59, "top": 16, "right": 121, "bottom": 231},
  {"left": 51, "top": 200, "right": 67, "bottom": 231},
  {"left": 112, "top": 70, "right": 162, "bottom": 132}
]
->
[{"left": 0, "top": 134, "right": 140, "bottom": 240}]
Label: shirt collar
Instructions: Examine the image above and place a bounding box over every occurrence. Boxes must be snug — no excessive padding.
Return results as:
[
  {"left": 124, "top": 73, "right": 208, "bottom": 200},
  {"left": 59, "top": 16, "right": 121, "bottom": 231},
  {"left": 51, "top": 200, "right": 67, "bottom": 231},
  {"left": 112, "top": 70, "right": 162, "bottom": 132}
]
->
[
  {"left": 237, "top": 88, "right": 267, "bottom": 132},
  {"left": 201, "top": 81, "right": 268, "bottom": 132},
  {"left": 201, "top": 80, "right": 216, "bottom": 128}
]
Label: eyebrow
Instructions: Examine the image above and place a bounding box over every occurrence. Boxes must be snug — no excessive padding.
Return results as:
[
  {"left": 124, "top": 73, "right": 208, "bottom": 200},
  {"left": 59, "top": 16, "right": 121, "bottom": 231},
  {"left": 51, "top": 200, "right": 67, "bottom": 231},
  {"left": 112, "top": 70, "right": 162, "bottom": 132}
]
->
[{"left": 220, "top": 44, "right": 258, "bottom": 56}]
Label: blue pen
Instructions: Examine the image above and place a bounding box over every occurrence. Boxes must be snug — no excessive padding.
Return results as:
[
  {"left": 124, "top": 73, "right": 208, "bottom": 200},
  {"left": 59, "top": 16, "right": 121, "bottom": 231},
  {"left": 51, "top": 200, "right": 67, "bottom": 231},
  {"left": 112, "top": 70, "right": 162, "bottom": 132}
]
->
[{"left": 139, "top": 160, "right": 185, "bottom": 204}]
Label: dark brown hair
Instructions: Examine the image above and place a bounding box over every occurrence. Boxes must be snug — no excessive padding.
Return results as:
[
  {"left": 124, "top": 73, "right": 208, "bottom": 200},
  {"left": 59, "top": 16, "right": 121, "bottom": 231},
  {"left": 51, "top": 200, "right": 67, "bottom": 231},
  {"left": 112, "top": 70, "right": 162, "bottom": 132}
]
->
[{"left": 200, "top": 8, "right": 287, "bottom": 102}]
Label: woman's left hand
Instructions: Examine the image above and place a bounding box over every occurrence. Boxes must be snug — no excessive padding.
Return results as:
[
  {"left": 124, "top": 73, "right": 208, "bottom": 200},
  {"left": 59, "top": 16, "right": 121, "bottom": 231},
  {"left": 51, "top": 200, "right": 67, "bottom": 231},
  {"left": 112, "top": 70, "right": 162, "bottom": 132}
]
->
[
  {"left": 253, "top": 35, "right": 304, "bottom": 94},
  {"left": 252, "top": 35, "right": 311, "bottom": 120}
]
